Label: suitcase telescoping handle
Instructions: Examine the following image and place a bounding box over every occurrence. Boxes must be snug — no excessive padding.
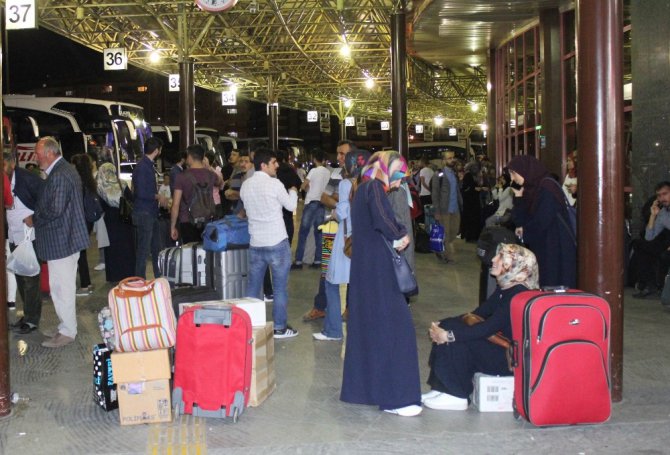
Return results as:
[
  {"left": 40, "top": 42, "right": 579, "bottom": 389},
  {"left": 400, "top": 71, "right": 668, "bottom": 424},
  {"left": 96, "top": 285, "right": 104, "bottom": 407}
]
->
[
  {"left": 542, "top": 285, "right": 569, "bottom": 293},
  {"left": 194, "top": 307, "right": 233, "bottom": 327}
]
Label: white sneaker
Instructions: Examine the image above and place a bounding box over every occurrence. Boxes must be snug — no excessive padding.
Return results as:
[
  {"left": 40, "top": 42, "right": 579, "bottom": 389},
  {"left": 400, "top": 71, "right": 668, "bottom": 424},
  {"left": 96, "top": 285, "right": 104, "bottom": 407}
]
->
[
  {"left": 421, "top": 390, "right": 442, "bottom": 403},
  {"left": 94, "top": 263, "right": 105, "bottom": 271},
  {"left": 423, "top": 393, "right": 468, "bottom": 411},
  {"left": 384, "top": 405, "right": 422, "bottom": 417},
  {"left": 312, "top": 332, "right": 342, "bottom": 341}
]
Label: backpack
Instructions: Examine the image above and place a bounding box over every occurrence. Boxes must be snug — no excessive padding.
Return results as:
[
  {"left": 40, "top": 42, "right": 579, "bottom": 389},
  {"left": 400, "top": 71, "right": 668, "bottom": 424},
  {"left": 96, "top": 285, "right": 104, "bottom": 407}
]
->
[
  {"left": 186, "top": 172, "right": 216, "bottom": 227},
  {"left": 83, "top": 188, "right": 104, "bottom": 223}
]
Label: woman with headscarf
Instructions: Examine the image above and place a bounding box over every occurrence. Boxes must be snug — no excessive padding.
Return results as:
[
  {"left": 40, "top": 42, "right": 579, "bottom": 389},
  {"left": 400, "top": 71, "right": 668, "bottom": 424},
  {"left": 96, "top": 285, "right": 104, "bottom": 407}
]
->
[
  {"left": 507, "top": 155, "right": 576, "bottom": 288},
  {"left": 313, "top": 149, "right": 371, "bottom": 341},
  {"left": 422, "top": 244, "right": 538, "bottom": 410},
  {"left": 96, "top": 162, "right": 136, "bottom": 282},
  {"left": 340, "top": 151, "right": 422, "bottom": 417}
]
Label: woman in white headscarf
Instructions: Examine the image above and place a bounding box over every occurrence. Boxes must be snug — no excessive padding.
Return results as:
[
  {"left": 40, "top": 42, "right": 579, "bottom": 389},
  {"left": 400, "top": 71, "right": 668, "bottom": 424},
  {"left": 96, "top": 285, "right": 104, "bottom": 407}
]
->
[{"left": 96, "top": 162, "right": 136, "bottom": 282}]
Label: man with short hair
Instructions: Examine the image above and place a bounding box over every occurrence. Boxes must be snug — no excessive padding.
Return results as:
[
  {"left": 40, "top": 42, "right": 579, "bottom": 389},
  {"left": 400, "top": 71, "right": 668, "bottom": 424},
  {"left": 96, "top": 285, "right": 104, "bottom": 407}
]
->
[
  {"left": 240, "top": 148, "right": 299, "bottom": 339},
  {"left": 33, "top": 137, "right": 89, "bottom": 348},
  {"left": 634, "top": 181, "right": 670, "bottom": 298},
  {"left": 170, "top": 144, "right": 219, "bottom": 243},
  {"left": 221, "top": 149, "right": 240, "bottom": 215},
  {"left": 431, "top": 151, "right": 462, "bottom": 263},
  {"left": 132, "top": 136, "right": 169, "bottom": 279},
  {"left": 5, "top": 152, "right": 44, "bottom": 334},
  {"left": 292, "top": 149, "right": 331, "bottom": 269},
  {"left": 224, "top": 150, "right": 253, "bottom": 213},
  {"left": 169, "top": 151, "right": 187, "bottom": 195}
]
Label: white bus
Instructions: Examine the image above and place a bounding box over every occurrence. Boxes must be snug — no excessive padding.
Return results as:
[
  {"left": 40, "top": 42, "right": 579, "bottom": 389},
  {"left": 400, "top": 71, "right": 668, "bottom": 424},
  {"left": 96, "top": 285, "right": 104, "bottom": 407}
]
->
[
  {"left": 236, "top": 136, "right": 304, "bottom": 160},
  {"left": 3, "top": 95, "right": 151, "bottom": 172},
  {"left": 151, "top": 125, "right": 235, "bottom": 169}
]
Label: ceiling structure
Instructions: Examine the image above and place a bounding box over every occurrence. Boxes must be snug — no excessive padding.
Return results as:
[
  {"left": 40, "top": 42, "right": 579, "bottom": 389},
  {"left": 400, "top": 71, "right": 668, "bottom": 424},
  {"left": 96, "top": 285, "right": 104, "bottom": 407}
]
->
[{"left": 35, "top": 0, "right": 569, "bottom": 130}]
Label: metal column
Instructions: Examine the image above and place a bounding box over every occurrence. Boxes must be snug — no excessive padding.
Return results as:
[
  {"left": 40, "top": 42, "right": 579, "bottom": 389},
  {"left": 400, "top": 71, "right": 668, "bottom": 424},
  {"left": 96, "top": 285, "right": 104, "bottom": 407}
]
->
[
  {"left": 486, "top": 48, "right": 496, "bottom": 167},
  {"left": 179, "top": 59, "right": 195, "bottom": 152},
  {"left": 391, "top": 3, "right": 408, "bottom": 158},
  {"left": 576, "top": 0, "right": 624, "bottom": 402},
  {"left": 268, "top": 103, "right": 279, "bottom": 151},
  {"left": 0, "top": 42, "right": 9, "bottom": 418}
]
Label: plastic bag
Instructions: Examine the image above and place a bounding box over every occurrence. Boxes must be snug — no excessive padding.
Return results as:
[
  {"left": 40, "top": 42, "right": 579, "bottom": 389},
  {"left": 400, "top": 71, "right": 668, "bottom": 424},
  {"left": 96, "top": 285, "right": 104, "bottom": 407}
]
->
[{"left": 7, "top": 227, "right": 40, "bottom": 277}]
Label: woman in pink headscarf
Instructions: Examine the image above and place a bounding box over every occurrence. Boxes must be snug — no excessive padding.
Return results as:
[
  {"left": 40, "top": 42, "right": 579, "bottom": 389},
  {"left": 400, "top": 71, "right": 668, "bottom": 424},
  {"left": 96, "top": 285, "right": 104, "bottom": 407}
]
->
[{"left": 340, "top": 151, "right": 422, "bottom": 417}]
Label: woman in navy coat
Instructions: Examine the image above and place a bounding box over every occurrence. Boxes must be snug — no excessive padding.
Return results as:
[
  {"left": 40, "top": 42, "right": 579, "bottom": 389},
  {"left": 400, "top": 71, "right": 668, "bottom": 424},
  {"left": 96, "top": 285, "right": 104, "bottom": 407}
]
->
[
  {"left": 423, "top": 243, "right": 538, "bottom": 410},
  {"left": 507, "top": 155, "right": 576, "bottom": 288},
  {"left": 340, "top": 151, "right": 422, "bottom": 417}
]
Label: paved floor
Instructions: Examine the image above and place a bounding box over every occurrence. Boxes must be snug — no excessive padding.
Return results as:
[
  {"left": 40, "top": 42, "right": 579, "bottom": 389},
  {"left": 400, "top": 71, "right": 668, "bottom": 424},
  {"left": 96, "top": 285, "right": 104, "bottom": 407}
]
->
[{"left": 1, "top": 237, "right": 670, "bottom": 454}]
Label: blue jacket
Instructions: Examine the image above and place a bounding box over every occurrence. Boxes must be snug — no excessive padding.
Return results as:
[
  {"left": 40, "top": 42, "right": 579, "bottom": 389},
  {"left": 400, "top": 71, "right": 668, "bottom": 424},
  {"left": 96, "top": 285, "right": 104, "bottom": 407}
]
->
[
  {"left": 13, "top": 166, "right": 44, "bottom": 211},
  {"left": 132, "top": 155, "right": 159, "bottom": 216},
  {"left": 34, "top": 158, "right": 90, "bottom": 261}
]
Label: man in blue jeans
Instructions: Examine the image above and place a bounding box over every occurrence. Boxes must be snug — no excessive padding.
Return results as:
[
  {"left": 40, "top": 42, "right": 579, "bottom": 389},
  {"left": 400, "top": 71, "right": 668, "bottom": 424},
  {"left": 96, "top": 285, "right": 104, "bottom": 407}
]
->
[
  {"left": 240, "top": 148, "right": 299, "bottom": 339},
  {"left": 292, "top": 150, "right": 331, "bottom": 269},
  {"left": 132, "top": 136, "right": 169, "bottom": 279}
]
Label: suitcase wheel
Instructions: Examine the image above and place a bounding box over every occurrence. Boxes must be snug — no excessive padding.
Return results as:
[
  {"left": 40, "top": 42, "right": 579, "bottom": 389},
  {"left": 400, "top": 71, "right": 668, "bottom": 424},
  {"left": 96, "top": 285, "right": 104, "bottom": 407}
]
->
[
  {"left": 172, "top": 387, "right": 183, "bottom": 417},
  {"left": 232, "top": 407, "right": 239, "bottom": 423},
  {"left": 513, "top": 409, "right": 521, "bottom": 420},
  {"left": 229, "top": 390, "right": 246, "bottom": 423}
]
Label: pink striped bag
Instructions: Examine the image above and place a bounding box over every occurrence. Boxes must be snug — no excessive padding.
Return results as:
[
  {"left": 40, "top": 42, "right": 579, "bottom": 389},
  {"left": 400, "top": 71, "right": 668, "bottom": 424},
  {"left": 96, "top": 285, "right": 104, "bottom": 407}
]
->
[{"left": 108, "top": 277, "right": 177, "bottom": 352}]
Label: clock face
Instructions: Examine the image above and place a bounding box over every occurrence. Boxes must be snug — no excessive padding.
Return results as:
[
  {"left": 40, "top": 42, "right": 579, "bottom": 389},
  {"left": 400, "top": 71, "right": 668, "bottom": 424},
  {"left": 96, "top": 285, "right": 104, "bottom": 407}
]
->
[{"left": 195, "top": 0, "right": 238, "bottom": 12}]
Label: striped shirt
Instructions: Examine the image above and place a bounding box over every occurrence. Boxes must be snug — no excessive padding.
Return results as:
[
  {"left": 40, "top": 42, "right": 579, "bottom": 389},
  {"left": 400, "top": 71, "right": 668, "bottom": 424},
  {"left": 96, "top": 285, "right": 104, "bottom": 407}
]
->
[{"left": 240, "top": 171, "right": 298, "bottom": 247}]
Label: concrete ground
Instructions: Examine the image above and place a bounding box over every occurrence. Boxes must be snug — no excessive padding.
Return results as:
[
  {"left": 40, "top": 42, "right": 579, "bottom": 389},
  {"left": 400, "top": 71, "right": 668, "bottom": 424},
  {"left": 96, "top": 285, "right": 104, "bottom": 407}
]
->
[{"left": 1, "top": 234, "right": 670, "bottom": 454}]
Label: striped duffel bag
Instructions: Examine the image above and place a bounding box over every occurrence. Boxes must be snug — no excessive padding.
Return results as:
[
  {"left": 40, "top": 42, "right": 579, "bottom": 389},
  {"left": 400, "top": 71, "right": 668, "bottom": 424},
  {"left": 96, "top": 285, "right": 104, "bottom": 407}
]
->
[{"left": 108, "top": 277, "right": 177, "bottom": 352}]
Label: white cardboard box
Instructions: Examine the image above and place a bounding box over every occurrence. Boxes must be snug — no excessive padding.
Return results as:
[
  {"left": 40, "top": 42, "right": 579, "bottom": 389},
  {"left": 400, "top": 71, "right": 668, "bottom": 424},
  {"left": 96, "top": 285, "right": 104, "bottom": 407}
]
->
[
  {"left": 179, "top": 298, "right": 266, "bottom": 327},
  {"left": 472, "top": 373, "right": 514, "bottom": 412}
]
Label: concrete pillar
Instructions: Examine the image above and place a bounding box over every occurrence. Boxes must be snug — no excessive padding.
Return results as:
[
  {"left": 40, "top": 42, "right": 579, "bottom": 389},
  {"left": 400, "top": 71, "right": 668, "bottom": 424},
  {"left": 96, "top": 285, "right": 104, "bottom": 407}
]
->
[
  {"left": 539, "top": 8, "right": 564, "bottom": 176},
  {"left": 576, "top": 0, "right": 624, "bottom": 402},
  {"left": 391, "top": 4, "right": 408, "bottom": 158},
  {"left": 179, "top": 59, "right": 195, "bottom": 151}
]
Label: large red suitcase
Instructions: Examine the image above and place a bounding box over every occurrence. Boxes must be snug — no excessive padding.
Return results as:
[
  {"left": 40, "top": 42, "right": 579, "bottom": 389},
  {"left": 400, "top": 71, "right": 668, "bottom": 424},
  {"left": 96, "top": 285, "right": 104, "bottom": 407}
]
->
[
  {"left": 510, "top": 288, "right": 611, "bottom": 426},
  {"left": 172, "top": 305, "right": 252, "bottom": 421}
]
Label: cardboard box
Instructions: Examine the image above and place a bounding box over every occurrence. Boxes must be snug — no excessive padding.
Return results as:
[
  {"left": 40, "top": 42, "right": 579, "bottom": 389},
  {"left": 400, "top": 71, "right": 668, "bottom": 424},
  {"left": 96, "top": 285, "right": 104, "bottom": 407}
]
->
[
  {"left": 93, "top": 344, "right": 118, "bottom": 411},
  {"left": 179, "top": 298, "right": 267, "bottom": 327},
  {"left": 111, "top": 349, "right": 172, "bottom": 425},
  {"left": 117, "top": 379, "right": 172, "bottom": 425},
  {"left": 249, "top": 322, "right": 276, "bottom": 407},
  {"left": 111, "top": 349, "right": 171, "bottom": 383},
  {"left": 472, "top": 373, "right": 514, "bottom": 412}
]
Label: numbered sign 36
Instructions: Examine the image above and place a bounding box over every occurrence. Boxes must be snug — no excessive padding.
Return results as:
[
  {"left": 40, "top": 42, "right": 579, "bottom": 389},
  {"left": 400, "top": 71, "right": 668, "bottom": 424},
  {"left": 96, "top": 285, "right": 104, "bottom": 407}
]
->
[
  {"left": 104, "top": 48, "right": 127, "bottom": 71},
  {"left": 6, "top": 0, "right": 36, "bottom": 30}
]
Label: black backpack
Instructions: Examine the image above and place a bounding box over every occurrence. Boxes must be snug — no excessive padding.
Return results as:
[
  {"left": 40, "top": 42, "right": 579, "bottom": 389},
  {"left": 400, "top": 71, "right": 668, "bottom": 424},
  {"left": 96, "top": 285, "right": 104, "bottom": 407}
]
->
[
  {"left": 476, "top": 226, "right": 518, "bottom": 265},
  {"left": 83, "top": 188, "right": 104, "bottom": 223},
  {"left": 185, "top": 172, "right": 216, "bottom": 227}
]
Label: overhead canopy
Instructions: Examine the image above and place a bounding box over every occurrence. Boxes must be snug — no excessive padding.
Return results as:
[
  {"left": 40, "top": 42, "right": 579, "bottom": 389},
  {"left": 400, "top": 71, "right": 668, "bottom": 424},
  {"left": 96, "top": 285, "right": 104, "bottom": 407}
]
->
[{"left": 34, "top": 0, "right": 567, "bottom": 128}]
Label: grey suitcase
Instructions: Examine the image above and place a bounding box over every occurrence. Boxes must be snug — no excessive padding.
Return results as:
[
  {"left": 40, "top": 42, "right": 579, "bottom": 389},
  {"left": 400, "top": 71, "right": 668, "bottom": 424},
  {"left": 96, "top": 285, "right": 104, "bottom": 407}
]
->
[
  {"left": 159, "top": 242, "right": 204, "bottom": 286},
  {"left": 212, "top": 248, "right": 249, "bottom": 299}
]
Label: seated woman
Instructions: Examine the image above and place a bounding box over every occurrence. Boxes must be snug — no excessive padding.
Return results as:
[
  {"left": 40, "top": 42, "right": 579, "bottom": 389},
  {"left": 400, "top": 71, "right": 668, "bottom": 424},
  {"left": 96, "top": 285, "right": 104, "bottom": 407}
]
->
[{"left": 422, "top": 243, "right": 539, "bottom": 411}]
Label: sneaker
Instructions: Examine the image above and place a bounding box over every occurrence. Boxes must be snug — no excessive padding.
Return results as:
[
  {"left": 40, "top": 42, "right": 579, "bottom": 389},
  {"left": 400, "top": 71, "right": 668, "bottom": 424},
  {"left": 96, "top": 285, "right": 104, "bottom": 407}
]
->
[
  {"left": 94, "top": 263, "right": 106, "bottom": 271},
  {"left": 7, "top": 301, "right": 15, "bottom": 310},
  {"left": 383, "top": 405, "right": 423, "bottom": 417},
  {"left": 17, "top": 323, "right": 38, "bottom": 335},
  {"left": 41, "top": 333, "right": 75, "bottom": 348},
  {"left": 312, "top": 332, "right": 342, "bottom": 341},
  {"left": 274, "top": 325, "right": 299, "bottom": 339},
  {"left": 76, "top": 286, "right": 93, "bottom": 296},
  {"left": 302, "top": 308, "right": 326, "bottom": 322},
  {"left": 309, "top": 263, "right": 321, "bottom": 269},
  {"left": 264, "top": 294, "right": 274, "bottom": 303},
  {"left": 290, "top": 262, "right": 304, "bottom": 270},
  {"left": 421, "top": 390, "right": 442, "bottom": 404},
  {"left": 423, "top": 392, "right": 468, "bottom": 411},
  {"left": 632, "top": 287, "right": 658, "bottom": 299}
]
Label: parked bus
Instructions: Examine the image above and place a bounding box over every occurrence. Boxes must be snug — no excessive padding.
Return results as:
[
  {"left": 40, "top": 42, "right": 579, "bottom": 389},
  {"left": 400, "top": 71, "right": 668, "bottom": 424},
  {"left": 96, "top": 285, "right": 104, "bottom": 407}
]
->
[
  {"left": 3, "top": 100, "right": 87, "bottom": 167},
  {"left": 407, "top": 141, "right": 478, "bottom": 166},
  {"left": 151, "top": 125, "right": 233, "bottom": 169},
  {"left": 236, "top": 136, "right": 304, "bottom": 160},
  {"left": 3, "top": 95, "right": 151, "bottom": 173}
]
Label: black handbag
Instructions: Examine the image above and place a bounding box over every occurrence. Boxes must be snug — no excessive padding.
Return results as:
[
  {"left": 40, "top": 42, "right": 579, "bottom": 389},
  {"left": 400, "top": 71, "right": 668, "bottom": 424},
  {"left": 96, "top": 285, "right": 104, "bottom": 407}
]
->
[
  {"left": 118, "top": 181, "right": 133, "bottom": 224},
  {"left": 383, "top": 237, "right": 418, "bottom": 297}
]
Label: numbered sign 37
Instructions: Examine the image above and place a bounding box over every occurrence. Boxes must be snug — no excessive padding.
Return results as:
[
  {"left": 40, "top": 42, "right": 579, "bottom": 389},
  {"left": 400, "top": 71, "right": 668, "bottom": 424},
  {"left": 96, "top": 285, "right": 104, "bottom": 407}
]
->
[
  {"left": 6, "top": 0, "right": 36, "bottom": 30},
  {"left": 104, "top": 48, "right": 127, "bottom": 71}
]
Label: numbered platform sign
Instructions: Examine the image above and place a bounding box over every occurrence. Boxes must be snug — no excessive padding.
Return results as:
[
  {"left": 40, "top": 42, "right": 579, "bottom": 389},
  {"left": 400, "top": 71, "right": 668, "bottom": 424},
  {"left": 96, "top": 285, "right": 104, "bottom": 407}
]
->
[
  {"left": 104, "top": 48, "right": 128, "bottom": 71},
  {"left": 6, "top": 0, "right": 36, "bottom": 30},
  {"left": 221, "top": 90, "right": 237, "bottom": 106},
  {"left": 169, "top": 74, "right": 180, "bottom": 92}
]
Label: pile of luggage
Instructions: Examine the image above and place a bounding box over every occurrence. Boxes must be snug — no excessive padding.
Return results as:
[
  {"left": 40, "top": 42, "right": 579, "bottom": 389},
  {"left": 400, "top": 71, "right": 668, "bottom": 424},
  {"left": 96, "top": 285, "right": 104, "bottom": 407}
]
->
[{"left": 93, "top": 216, "right": 276, "bottom": 425}]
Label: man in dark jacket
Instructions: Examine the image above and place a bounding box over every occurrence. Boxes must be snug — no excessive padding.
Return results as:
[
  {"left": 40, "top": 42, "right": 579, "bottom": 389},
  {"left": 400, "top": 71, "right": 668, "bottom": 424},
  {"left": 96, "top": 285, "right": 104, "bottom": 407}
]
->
[{"left": 4, "top": 152, "right": 44, "bottom": 334}]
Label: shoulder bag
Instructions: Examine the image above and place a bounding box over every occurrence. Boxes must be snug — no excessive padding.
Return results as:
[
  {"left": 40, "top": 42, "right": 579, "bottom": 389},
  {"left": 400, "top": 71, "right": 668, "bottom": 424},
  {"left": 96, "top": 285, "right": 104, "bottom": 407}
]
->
[{"left": 382, "top": 237, "right": 418, "bottom": 297}]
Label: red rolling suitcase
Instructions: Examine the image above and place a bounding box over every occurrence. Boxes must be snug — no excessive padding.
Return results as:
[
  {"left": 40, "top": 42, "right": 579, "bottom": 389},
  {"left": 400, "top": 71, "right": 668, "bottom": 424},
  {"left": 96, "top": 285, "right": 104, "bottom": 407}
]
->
[
  {"left": 172, "top": 305, "right": 253, "bottom": 421},
  {"left": 510, "top": 288, "right": 611, "bottom": 426}
]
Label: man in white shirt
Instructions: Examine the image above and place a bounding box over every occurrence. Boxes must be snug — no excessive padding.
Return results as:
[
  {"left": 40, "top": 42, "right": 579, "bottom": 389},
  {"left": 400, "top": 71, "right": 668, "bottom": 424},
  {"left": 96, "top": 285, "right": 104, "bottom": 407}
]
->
[
  {"left": 240, "top": 148, "right": 299, "bottom": 338},
  {"left": 418, "top": 156, "right": 434, "bottom": 207},
  {"left": 292, "top": 149, "right": 331, "bottom": 269}
]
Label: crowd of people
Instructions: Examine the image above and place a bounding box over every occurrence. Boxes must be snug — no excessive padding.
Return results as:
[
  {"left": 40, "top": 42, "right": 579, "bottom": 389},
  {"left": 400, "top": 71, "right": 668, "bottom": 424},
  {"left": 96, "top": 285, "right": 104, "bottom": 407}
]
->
[{"left": 3, "top": 135, "right": 594, "bottom": 417}]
